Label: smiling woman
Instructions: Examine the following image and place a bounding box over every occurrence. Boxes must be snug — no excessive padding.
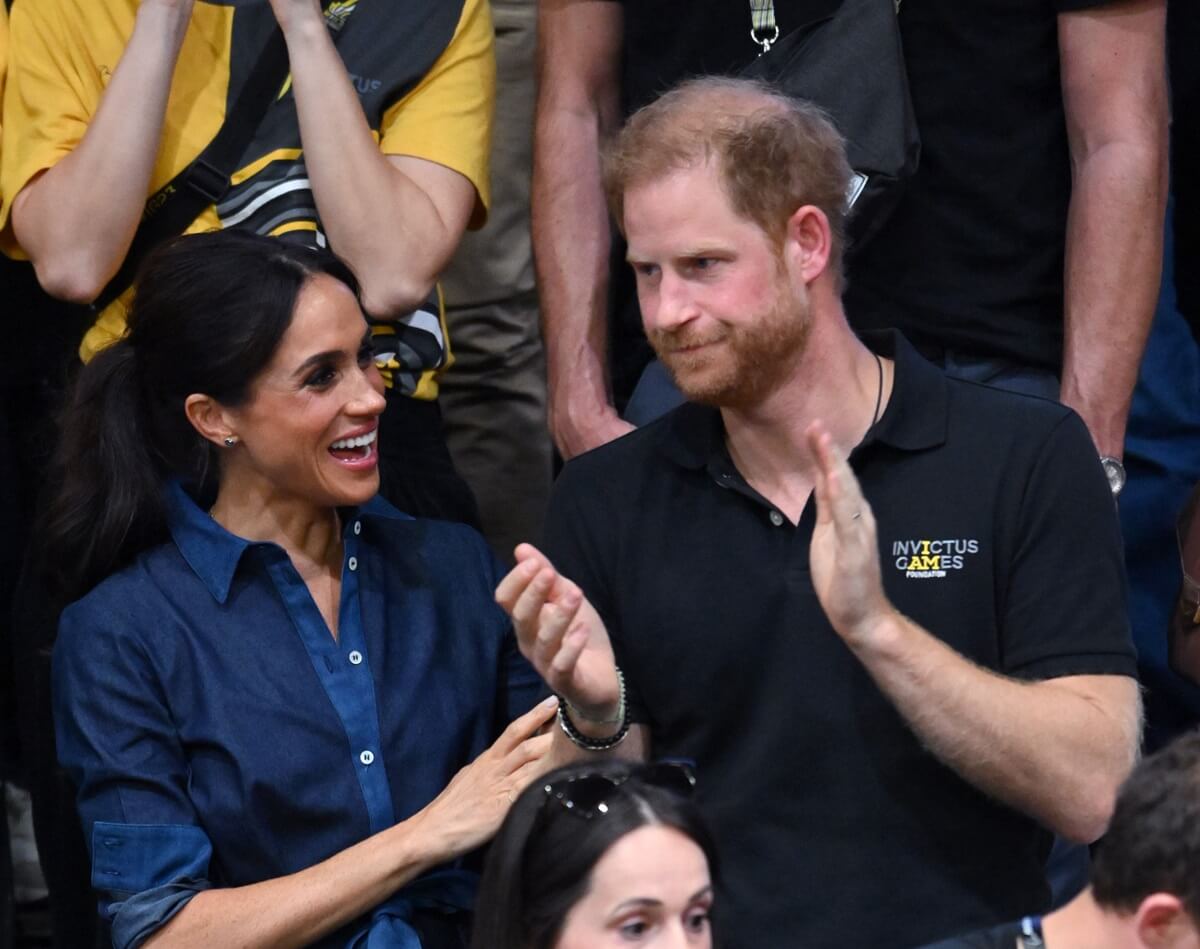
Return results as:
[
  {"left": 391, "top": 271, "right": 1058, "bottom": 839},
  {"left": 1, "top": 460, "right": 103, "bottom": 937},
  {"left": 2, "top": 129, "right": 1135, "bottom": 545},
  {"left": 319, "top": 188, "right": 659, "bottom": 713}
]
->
[{"left": 39, "top": 230, "right": 553, "bottom": 949}]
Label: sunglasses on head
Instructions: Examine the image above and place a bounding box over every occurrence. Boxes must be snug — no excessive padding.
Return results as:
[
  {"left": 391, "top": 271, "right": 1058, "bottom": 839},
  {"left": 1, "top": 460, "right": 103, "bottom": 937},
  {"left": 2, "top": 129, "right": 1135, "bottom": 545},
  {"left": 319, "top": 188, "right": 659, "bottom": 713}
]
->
[{"left": 542, "top": 762, "right": 697, "bottom": 819}]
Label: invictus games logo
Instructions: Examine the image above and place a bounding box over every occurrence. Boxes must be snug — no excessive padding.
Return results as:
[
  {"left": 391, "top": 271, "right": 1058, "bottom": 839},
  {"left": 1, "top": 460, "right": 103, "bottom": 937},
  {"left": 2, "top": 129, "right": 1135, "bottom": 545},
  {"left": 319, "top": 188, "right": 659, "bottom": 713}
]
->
[{"left": 892, "top": 538, "right": 980, "bottom": 579}]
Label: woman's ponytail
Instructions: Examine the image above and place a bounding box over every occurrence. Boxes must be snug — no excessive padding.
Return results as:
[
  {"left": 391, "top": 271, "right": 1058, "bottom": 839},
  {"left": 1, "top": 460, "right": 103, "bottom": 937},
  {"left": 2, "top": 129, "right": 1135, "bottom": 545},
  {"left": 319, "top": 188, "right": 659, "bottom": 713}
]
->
[{"left": 41, "top": 339, "right": 167, "bottom": 604}]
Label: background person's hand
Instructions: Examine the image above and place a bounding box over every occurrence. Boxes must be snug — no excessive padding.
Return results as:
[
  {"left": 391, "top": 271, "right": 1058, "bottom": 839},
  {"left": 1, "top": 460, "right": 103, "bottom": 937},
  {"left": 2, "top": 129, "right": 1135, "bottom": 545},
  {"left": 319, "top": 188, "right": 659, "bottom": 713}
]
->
[
  {"left": 496, "top": 544, "right": 621, "bottom": 722},
  {"left": 807, "top": 421, "right": 894, "bottom": 647},
  {"left": 409, "top": 696, "right": 558, "bottom": 861}
]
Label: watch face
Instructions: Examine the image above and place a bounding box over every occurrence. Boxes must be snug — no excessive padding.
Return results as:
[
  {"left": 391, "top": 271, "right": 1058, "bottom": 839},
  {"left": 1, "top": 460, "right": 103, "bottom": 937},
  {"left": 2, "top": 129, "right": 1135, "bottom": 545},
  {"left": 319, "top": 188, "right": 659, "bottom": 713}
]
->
[{"left": 1102, "top": 458, "right": 1127, "bottom": 496}]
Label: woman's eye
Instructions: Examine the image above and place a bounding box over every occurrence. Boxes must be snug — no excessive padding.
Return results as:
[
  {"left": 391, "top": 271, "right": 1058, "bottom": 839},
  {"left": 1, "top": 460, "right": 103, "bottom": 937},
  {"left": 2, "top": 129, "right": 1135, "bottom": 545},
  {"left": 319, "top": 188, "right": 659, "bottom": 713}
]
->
[
  {"left": 685, "top": 908, "right": 710, "bottom": 932},
  {"left": 618, "top": 918, "right": 650, "bottom": 940},
  {"left": 305, "top": 367, "right": 337, "bottom": 388}
]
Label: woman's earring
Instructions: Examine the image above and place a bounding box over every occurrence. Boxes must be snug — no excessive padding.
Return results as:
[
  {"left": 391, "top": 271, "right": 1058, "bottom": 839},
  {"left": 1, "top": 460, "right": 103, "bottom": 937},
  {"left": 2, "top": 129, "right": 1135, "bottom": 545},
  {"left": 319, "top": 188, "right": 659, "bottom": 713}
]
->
[{"left": 223, "top": 436, "right": 238, "bottom": 448}]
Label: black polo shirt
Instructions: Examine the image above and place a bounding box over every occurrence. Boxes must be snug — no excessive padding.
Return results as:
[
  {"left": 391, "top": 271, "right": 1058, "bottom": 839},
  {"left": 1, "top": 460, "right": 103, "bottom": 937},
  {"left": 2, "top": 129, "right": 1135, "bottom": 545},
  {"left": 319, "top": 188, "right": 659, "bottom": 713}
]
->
[{"left": 543, "top": 332, "right": 1136, "bottom": 949}]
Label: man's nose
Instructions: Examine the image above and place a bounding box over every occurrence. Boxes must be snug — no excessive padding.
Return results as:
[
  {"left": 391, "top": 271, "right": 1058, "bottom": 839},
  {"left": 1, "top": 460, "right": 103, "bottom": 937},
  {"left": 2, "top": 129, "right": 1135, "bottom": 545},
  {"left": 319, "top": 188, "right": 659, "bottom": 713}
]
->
[{"left": 651, "top": 271, "right": 699, "bottom": 331}]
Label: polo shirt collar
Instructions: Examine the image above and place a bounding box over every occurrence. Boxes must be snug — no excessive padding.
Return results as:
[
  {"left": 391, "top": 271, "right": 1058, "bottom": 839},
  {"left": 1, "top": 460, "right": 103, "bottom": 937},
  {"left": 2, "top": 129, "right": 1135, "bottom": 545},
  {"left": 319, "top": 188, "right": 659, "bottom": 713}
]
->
[
  {"left": 164, "top": 480, "right": 412, "bottom": 605},
  {"left": 655, "top": 329, "right": 949, "bottom": 470}
]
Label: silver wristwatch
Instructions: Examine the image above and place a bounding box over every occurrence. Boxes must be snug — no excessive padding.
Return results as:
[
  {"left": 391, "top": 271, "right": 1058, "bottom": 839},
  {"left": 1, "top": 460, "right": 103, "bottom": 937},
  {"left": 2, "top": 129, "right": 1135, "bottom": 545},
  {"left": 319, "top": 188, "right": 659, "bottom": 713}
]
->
[{"left": 1100, "top": 456, "right": 1126, "bottom": 497}]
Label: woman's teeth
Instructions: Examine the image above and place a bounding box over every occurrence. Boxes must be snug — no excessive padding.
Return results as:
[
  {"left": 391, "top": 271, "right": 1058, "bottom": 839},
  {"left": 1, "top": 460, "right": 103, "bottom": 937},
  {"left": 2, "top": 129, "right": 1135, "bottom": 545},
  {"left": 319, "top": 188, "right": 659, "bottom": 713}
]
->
[{"left": 330, "top": 430, "right": 378, "bottom": 451}]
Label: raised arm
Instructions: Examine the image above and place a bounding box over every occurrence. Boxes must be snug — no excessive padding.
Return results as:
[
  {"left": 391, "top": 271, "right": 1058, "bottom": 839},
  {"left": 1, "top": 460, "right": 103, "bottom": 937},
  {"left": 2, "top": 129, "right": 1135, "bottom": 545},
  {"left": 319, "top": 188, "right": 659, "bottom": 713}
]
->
[
  {"left": 805, "top": 422, "right": 1141, "bottom": 843},
  {"left": 533, "top": 0, "right": 635, "bottom": 458},
  {"left": 1057, "top": 0, "right": 1169, "bottom": 459},
  {"left": 9, "top": 0, "right": 195, "bottom": 303},
  {"left": 267, "top": 0, "right": 481, "bottom": 319}
]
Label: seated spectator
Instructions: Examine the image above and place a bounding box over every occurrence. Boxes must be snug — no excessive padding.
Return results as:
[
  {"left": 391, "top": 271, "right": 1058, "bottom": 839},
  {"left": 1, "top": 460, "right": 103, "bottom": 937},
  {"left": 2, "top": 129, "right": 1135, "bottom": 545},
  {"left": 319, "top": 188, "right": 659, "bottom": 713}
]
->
[
  {"left": 44, "top": 231, "right": 555, "bottom": 949},
  {"left": 471, "top": 760, "right": 716, "bottom": 949},
  {"left": 918, "top": 728, "right": 1200, "bottom": 949}
]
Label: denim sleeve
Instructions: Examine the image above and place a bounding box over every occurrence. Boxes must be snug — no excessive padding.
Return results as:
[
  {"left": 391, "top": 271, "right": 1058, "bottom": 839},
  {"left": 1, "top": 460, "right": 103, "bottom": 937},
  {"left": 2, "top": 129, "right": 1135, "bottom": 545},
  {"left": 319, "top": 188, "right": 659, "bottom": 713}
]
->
[
  {"left": 96, "top": 821, "right": 214, "bottom": 949},
  {"left": 54, "top": 599, "right": 215, "bottom": 947}
]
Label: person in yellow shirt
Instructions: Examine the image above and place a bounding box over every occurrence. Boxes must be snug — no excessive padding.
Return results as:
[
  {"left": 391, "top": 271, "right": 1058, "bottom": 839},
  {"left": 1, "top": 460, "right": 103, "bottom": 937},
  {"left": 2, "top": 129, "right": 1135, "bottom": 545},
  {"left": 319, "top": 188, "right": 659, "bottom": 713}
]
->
[{"left": 0, "top": 0, "right": 494, "bottom": 522}]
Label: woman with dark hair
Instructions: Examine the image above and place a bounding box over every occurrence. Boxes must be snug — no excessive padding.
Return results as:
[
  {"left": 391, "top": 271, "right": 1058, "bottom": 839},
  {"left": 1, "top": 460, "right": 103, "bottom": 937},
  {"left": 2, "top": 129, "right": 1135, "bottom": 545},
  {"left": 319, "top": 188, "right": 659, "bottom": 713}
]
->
[
  {"left": 472, "top": 760, "right": 717, "bottom": 949},
  {"left": 44, "top": 229, "right": 555, "bottom": 949}
]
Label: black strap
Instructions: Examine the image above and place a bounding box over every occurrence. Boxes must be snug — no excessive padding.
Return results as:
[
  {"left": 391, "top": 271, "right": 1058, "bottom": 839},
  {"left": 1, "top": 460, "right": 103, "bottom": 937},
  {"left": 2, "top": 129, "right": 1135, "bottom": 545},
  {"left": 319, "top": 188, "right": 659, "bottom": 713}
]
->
[{"left": 92, "top": 15, "right": 292, "bottom": 313}]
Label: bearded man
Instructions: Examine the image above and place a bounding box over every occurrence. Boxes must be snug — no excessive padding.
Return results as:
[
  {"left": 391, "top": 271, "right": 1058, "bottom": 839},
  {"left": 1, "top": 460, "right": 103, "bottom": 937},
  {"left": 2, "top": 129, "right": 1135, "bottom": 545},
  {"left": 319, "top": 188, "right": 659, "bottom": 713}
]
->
[{"left": 496, "top": 78, "right": 1141, "bottom": 949}]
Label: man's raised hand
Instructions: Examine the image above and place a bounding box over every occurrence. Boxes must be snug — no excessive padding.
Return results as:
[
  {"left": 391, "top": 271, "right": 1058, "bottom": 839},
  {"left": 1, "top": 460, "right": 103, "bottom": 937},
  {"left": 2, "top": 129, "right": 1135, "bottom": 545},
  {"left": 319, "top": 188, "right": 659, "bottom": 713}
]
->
[{"left": 495, "top": 544, "right": 621, "bottom": 723}]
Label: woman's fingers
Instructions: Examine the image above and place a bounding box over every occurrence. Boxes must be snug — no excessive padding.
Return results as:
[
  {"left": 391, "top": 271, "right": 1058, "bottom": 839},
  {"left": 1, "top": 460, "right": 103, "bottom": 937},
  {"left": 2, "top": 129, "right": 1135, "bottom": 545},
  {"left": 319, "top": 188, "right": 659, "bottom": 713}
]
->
[{"left": 492, "top": 695, "right": 560, "bottom": 756}]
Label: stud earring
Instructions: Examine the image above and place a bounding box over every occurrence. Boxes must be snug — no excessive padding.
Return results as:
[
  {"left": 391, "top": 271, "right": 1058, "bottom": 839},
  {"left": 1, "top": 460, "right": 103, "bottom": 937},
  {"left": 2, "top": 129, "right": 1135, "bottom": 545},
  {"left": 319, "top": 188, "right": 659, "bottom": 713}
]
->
[{"left": 223, "top": 436, "right": 238, "bottom": 448}]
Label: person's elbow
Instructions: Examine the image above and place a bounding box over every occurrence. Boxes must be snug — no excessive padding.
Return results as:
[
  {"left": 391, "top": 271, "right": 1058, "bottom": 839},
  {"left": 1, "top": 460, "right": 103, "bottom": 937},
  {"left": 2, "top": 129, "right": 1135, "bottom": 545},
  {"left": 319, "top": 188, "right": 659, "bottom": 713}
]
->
[
  {"left": 358, "top": 268, "right": 438, "bottom": 322},
  {"left": 30, "top": 248, "right": 112, "bottom": 305},
  {"left": 1055, "top": 777, "right": 1121, "bottom": 844}
]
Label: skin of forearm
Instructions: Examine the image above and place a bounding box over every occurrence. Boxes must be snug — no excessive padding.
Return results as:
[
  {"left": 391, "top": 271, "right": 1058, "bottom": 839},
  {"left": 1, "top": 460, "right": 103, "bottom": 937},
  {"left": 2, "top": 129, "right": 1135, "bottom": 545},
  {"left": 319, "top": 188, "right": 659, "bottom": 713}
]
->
[
  {"left": 12, "top": 2, "right": 191, "bottom": 303},
  {"left": 144, "top": 815, "right": 444, "bottom": 949},
  {"left": 280, "top": 13, "right": 463, "bottom": 318},
  {"left": 533, "top": 99, "right": 620, "bottom": 448},
  {"left": 1060, "top": 138, "right": 1168, "bottom": 458},
  {"left": 847, "top": 610, "right": 1140, "bottom": 843}
]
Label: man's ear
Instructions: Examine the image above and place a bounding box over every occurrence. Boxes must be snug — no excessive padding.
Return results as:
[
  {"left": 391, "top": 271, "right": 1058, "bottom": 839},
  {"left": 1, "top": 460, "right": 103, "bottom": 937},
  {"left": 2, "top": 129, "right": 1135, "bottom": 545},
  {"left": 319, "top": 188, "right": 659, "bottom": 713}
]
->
[
  {"left": 782, "top": 204, "right": 833, "bottom": 286},
  {"left": 1134, "top": 893, "right": 1194, "bottom": 947},
  {"left": 185, "top": 393, "right": 237, "bottom": 449}
]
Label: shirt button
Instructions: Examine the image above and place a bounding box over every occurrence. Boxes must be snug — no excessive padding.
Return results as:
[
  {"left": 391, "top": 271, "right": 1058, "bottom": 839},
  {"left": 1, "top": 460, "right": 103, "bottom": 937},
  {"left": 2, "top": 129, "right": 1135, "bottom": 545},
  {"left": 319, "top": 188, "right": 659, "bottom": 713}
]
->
[
  {"left": 353, "top": 521, "right": 362, "bottom": 536},
  {"left": 769, "top": 510, "right": 785, "bottom": 527},
  {"left": 349, "top": 650, "right": 363, "bottom": 665},
  {"left": 359, "top": 750, "right": 375, "bottom": 766},
  {"left": 347, "top": 556, "right": 358, "bottom": 571}
]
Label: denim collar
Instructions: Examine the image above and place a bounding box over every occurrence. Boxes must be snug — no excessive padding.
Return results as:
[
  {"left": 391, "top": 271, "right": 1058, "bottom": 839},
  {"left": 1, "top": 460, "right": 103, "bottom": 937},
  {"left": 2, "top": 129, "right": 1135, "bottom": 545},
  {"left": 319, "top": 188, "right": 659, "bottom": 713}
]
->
[{"left": 164, "top": 479, "right": 410, "bottom": 605}]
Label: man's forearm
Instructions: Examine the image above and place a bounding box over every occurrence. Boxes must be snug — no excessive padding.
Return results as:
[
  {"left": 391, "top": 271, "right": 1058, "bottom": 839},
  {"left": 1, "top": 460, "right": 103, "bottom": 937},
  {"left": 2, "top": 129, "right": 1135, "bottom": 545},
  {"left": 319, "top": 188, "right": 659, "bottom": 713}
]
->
[
  {"left": 12, "top": 1, "right": 192, "bottom": 303},
  {"left": 280, "top": 10, "right": 472, "bottom": 319},
  {"left": 847, "top": 610, "right": 1141, "bottom": 842},
  {"left": 1060, "top": 138, "right": 1168, "bottom": 458},
  {"left": 533, "top": 101, "right": 631, "bottom": 458}
]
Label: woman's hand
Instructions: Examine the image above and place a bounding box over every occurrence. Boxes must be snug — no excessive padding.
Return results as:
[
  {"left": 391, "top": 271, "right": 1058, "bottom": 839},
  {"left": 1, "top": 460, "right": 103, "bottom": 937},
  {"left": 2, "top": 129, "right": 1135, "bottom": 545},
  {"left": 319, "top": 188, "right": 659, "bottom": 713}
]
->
[
  {"left": 807, "top": 421, "right": 895, "bottom": 648},
  {"left": 408, "top": 696, "right": 558, "bottom": 862},
  {"left": 496, "top": 544, "right": 622, "bottom": 723}
]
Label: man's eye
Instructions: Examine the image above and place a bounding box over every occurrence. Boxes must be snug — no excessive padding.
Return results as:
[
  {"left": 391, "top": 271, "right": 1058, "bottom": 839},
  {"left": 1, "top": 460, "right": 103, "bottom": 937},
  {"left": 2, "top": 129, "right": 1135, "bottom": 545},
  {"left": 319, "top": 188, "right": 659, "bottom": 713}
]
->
[
  {"left": 633, "top": 263, "right": 660, "bottom": 278},
  {"left": 689, "top": 257, "right": 717, "bottom": 272}
]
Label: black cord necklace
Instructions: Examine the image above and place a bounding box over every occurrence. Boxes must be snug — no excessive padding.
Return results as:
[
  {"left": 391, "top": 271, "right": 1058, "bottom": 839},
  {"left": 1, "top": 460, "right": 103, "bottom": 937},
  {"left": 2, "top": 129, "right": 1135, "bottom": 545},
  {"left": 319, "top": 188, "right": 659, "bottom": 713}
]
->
[{"left": 869, "top": 351, "right": 884, "bottom": 430}]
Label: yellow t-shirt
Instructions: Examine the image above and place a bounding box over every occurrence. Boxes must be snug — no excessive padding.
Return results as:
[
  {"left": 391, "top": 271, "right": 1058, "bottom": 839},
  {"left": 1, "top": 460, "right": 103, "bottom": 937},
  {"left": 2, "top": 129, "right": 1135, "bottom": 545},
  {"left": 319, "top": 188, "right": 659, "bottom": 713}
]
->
[{"left": 0, "top": 0, "right": 494, "bottom": 398}]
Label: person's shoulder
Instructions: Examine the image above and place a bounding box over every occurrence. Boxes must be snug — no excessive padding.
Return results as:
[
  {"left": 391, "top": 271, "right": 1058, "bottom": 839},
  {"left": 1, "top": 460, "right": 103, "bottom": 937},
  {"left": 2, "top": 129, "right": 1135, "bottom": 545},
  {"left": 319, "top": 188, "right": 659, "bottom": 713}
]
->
[
  {"left": 562, "top": 405, "right": 698, "bottom": 481},
  {"left": 944, "top": 374, "right": 1074, "bottom": 433},
  {"left": 57, "top": 541, "right": 188, "bottom": 647},
  {"left": 916, "top": 920, "right": 1023, "bottom": 949}
]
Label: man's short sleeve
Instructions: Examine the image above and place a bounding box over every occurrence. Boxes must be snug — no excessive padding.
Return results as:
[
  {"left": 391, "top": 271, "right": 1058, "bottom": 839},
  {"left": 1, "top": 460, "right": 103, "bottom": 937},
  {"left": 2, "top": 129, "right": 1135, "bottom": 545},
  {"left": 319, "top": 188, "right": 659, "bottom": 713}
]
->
[
  {"left": 54, "top": 600, "right": 214, "bottom": 947},
  {"left": 998, "top": 410, "right": 1137, "bottom": 680},
  {"left": 378, "top": 0, "right": 495, "bottom": 227},
  {"left": 0, "top": 0, "right": 97, "bottom": 256}
]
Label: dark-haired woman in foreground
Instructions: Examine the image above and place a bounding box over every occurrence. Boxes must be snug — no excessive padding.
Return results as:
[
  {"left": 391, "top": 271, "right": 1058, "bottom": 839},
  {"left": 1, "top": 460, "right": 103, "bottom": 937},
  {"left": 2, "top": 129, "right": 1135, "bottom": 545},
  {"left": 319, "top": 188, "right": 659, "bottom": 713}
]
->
[
  {"left": 471, "top": 761, "right": 717, "bottom": 949},
  {"left": 45, "top": 230, "right": 555, "bottom": 949}
]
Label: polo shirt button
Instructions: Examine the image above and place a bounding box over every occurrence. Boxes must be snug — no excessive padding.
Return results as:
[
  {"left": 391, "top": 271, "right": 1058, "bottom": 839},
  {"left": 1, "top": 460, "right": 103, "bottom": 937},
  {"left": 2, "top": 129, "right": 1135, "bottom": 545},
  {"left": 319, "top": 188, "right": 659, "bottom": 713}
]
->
[
  {"left": 349, "top": 650, "right": 363, "bottom": 665},
  {"left": 359, "top": 750, "right": 374, "bottom": 765},
  {"left": 353, "top": 520, "right": 362, "bottom": 535},
  {"left": 348, "top": 557, "right": 358, "bottom": 571},
  {"left": 769, "top": 510, "right": 784, "bottom": 527}
]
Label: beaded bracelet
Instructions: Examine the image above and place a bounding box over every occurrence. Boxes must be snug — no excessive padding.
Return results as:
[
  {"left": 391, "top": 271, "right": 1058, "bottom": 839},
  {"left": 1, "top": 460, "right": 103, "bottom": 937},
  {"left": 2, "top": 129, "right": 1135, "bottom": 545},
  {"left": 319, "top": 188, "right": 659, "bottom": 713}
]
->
[{"left": 557, "top": 667, "right": 629, "bottom": 751}]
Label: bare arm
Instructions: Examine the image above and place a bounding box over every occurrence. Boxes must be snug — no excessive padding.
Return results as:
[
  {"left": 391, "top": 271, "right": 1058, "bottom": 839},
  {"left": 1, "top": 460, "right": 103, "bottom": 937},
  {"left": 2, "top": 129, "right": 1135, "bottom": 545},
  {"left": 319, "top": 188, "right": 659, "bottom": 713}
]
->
[
  {"left": 534, "top": 0, "right": 634, "bottom": 458},
  {"left": 806, "top": 423, "right": 1141, "bottom": 843},
  {"left": 270, "top": 0, "right": 476, "bottom": 319},
  {"left": 11, "top": 0, "right": 194, "bottom": 303},
  {"left": 1058, "top": 0, "right": 1169, "bottom": 458},
  {"left": 143, "top": 698, "right": 558, "bottom": 949}
]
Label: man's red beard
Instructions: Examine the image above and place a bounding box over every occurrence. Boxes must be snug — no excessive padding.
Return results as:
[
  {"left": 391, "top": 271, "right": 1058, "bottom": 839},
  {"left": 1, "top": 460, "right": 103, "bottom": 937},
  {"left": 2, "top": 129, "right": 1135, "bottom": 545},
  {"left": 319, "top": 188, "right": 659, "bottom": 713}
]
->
[{"left": 649, "top": 283, "right": 811, "bottom": 409}]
